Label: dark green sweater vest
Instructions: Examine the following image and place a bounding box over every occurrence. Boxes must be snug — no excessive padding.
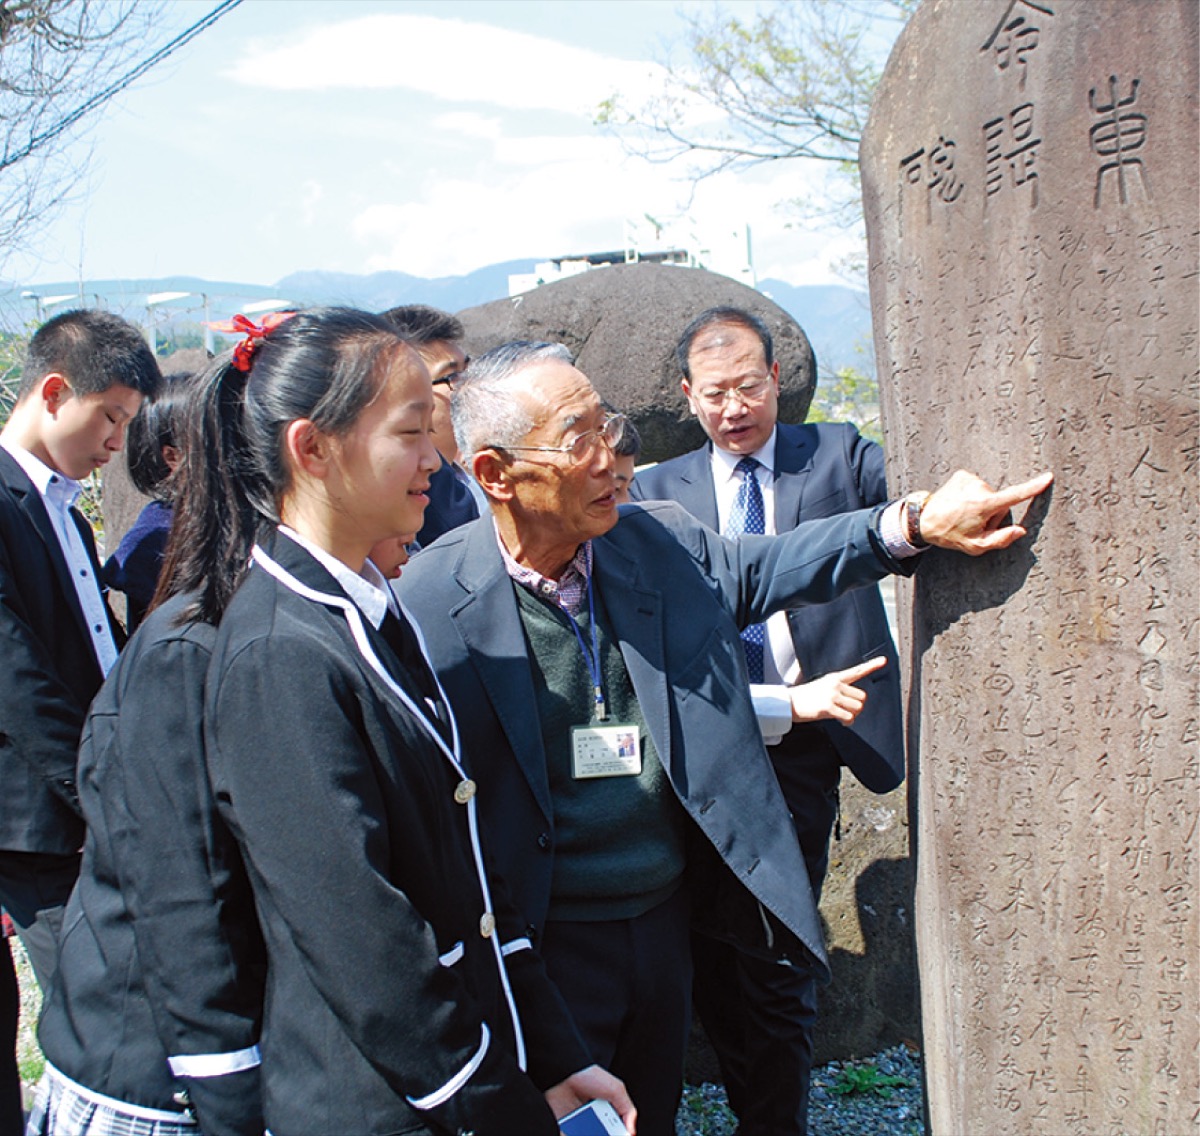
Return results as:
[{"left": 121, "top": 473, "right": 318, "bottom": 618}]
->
[{"left": 513, "top": 582, "right": 686, "bottom": 921}]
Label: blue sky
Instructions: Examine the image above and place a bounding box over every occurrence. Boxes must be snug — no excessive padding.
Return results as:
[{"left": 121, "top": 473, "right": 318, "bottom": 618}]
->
[{"left": 7, "top": 0, "right": 881, "bottom": 289}]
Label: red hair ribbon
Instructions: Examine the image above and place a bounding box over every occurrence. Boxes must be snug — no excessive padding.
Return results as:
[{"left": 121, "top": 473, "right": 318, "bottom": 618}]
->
[{"left": 208, "top": 311, "right": 297, "bottom": 373}]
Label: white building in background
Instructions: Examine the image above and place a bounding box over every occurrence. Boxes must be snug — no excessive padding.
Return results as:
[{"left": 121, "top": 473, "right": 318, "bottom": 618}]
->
[{"left": 508, "top": 216, "right": 756, "bottom": 297}]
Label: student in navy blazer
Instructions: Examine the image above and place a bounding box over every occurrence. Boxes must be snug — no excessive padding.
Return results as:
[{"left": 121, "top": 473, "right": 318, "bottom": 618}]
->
[
  {"left": 132, "top": 309, "right": 626, "bottom": 1136},
  {"left": 379, "top": 305, "right": 481, "bottom": 549},
  {"left": 632, "top": 307, "right": 905, "bottom": 1136},
  {"left": 0, "top": 310, "right": 159, "bottom": 1124},
  {"left": 399, "top": 340, "right": 1050, "bottom": 1136}
]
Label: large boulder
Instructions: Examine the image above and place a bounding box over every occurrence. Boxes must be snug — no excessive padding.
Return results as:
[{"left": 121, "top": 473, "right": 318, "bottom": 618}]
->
[{"left": 456, "top": 263, "right": 815, "bottom": 463}]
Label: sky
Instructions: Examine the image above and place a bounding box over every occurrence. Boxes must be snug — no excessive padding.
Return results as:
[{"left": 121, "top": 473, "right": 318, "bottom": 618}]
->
[{"left": 4, "top": 0, "right": 888, "bottom": 292}]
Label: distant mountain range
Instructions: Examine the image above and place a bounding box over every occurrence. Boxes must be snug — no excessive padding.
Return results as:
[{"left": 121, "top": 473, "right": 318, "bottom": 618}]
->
[{"left": 1, "top": 262, "right": 875, "bottom": 375}]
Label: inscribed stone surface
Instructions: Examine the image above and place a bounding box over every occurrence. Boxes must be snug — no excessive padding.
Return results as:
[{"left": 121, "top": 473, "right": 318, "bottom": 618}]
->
[{"left": 861, "top": 2, "right": 1198, "bottom": 1132}]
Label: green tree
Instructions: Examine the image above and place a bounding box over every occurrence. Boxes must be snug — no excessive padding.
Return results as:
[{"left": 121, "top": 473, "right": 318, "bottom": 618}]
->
[
  {"left": 598, "top": 0, "right": 915, "bottom": 229},
  {"left": 808, "top": 362, "right": 882, "bottom": 444},
  {"left": 0, "top": 329, "right": 27, "bottom": 421}
]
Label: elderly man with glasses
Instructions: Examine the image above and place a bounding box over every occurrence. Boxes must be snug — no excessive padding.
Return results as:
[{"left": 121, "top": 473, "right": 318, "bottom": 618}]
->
[{"left": 397, "top": 339, "right": 1051, "bottom": 1136}]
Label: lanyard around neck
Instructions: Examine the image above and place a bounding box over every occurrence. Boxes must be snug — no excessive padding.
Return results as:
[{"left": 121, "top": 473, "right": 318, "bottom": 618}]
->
[{"left": 560, "top": 573, "right": 606, "bottom": 722}]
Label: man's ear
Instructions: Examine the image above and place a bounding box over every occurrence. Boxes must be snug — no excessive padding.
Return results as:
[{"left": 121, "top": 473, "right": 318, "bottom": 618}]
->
[
  {"left": 472, "top": 449, "right": 513, "bottom": 503},
  {"left": 40, "top": 374, "right": 71, "bottom": 414},
  {"left": 681, "top": 378, "right": 698, "bottom": 417},
  {"left": 283, "top": 419, "right": 330, "bottom": 480},
  {"left": 770, "top": 360, "right": 780, "bottom": 391}
]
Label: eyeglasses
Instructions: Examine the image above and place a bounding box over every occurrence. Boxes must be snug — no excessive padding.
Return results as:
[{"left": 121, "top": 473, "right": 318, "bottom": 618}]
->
[
  {"left": 495, "top": 414, "right": 629, "bottom": 467},
  {"left": 695, "top": 379, "right": 771, "bottom": 409},
  {"left": 431, "top": 370, "right": 466, "bottom": 390}
]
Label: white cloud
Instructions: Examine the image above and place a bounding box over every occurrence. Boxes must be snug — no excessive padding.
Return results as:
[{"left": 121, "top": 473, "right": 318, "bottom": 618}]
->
[
  {"left": 350, "top": 144, "right": 686, "bottom": 278},
  {"left": 300, "top": 180, "right": 324, "bottom": 227},
  {"left": 346, "top": 126, "right": 855, "bottom": 289},
  {"left": 433, "top": 112, "right": 504, "bottom": 141},
  {"left": 226, "top": 13, "right": 664, "bottom": 116}
]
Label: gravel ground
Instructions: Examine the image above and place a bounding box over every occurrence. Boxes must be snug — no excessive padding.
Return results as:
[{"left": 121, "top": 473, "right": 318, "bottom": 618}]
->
[
  {"left": 676, "top": 1045, "right": 925, "bottom": 1136},
  {"left": 16, "top": 939, "right": 924, "bottom": 1135}
]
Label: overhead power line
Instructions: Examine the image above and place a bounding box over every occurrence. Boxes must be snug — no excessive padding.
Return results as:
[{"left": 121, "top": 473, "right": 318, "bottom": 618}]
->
[{"left": 0, "top": 0, "right": 245, "bottom": 174}]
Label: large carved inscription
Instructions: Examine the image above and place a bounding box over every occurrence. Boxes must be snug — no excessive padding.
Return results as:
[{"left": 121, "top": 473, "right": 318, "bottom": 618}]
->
[{"left": 861, "top": 2, "right": 1198, "bottom": 1133}]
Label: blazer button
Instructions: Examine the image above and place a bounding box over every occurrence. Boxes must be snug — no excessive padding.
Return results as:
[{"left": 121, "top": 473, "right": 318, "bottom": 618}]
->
[
  {"left": 453, "top": 779, "right": 476, "bottom": 804},
  {"left": 525, "top": 923, "right": 537, "bottom": 944},
  {"left": 536, "top": 832, "right": 550, "bottom": 850},
  {"left": 479, "top": 912, "right": 495, "bottom": 938}
]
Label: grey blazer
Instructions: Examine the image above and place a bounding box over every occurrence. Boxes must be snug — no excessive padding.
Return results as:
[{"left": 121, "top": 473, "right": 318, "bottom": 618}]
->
[
  {"left": 398, "top": 499, "right": 910, "bottom": 980},
  {"left": 632, "top": 422, "right": 905, "bottom": 794}
]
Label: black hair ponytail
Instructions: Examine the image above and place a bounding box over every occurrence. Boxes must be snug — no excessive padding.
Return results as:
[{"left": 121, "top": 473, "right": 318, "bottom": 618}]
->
[{"left": 150, "top": 307, "right": 408, "bottom": 626}]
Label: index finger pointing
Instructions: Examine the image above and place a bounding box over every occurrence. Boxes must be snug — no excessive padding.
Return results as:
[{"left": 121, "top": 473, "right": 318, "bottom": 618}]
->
[
  {"left": 991, "top": 470, "right": 1054, "bottom": 509},
  {"left": 839, "top": 656, "right": 888, "bottom": 684}
]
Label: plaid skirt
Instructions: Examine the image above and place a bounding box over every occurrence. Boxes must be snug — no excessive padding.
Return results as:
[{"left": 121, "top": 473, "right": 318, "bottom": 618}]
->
[{"left": 25, "top": 1065, "right": 197, "bottom": 1136}]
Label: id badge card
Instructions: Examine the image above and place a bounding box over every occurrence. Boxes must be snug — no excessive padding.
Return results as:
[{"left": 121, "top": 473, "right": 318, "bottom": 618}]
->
[{"left": 571, "top": 723, "right": 642, "bottom": 779}]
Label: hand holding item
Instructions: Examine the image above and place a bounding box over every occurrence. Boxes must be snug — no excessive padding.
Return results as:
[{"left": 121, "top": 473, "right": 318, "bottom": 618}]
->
[{"left": 546, "top": 1064, "right": 637, "bottom": 1135}]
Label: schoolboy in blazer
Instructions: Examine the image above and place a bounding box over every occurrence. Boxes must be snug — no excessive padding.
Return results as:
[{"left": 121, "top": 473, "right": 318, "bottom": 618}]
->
[{"left": 0, "top": 309, "right": 159, "bottom": 987}]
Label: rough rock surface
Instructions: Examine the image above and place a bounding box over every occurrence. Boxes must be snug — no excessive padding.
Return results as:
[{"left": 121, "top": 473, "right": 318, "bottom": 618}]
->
[
  {"left": 457, "top": 262, "right": 816, "bottom": 463},
  {"left": 862, "top": 1, "right": 1199, "bottom": 1132}
]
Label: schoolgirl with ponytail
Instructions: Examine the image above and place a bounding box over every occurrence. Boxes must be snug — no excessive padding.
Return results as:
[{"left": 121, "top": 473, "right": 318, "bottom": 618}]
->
[{"left": 179, "top": 309, "right": 630, "bottom": 1135}]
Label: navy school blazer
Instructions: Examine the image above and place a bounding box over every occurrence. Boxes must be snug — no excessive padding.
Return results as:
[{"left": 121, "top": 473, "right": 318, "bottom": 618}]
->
[
  {"left": 38, "top": 593, "right": 266, "bottom": 1135},
  {"left": 0, "top": 446, "right": 125, "bottom": 853},
  {"left": 204, "top": 531, "right": 588, "bottom": 1136}
]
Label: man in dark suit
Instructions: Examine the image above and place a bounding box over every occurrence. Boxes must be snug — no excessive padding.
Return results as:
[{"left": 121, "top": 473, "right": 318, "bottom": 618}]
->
[
  {"left": 631, "top": 306, "right": 904, "bottom": 1135},
  {"left": 0, "top": 309, "right": 159, "bottom": 1094},
  {"left": 380, "top": 304, "right": 481, "bottom": 547},
  {"left": 399, "top": 340, "right": 1051, "bottom": 1135}
]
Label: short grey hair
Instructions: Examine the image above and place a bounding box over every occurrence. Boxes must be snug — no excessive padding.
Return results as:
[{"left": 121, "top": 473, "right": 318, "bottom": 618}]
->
[{"left": 452, "top": 340, "right": 575, "bottom": 459}]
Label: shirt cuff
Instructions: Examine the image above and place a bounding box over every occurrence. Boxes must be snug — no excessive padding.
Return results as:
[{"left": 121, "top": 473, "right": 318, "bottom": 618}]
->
[
  {"left": 878, "top": 499, "right": 927, "bottom": 560},
  {"left": 750, "top": 684, "right": 793, "bottom": 745}
]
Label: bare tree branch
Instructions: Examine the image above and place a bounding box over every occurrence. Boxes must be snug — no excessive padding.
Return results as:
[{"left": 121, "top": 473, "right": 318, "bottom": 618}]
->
[
  {"left": 597, "top": 0, "right": 915, "bottom": 229},
  {"left": 0, "top": 0, "right": 241, "bottom": 263}
]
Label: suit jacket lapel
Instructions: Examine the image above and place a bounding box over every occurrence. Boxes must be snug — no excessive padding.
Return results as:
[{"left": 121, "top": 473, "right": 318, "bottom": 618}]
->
[
  {"left": 669, "top": 445, "right": 720, "bottom": 531},
  {"left": 450, "top": 522, "right": 555, "bottom": 823},
  {"left": 592, "top": 532, "right": 672, "bottom": 777},
  {"left": 771, "top": 423, "right": 816, "bottom": 532},
  {"left": 1, "top": 450, "right": 93, "bottom": 641}
]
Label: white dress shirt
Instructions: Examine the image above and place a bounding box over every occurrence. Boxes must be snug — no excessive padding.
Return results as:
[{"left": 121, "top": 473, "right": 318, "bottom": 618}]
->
[
  {"left": 1, "top": 439, "right": 118, "bottom": 676},
  {"left": 710, "top": 430, "right": 917, "bottom": 745}
]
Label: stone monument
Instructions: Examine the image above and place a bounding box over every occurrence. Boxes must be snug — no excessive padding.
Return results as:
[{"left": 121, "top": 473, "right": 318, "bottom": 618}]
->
[{"left": 862, "top": 1, "right": 1198, "bottom": 1132}]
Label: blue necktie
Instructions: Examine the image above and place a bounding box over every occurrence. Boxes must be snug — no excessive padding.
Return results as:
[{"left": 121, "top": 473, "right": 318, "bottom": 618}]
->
[{"left": 726, "top": 457, "right": 766, "bottom": 682}]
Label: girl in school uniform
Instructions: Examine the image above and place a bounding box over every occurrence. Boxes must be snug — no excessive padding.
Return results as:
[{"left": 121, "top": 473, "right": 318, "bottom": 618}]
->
[
  {"left": 175, "top": 309, "right": 630, "bottom": 1136},
  {"left": 33, "top": 355, "right": 270, "bottom": 1136}
]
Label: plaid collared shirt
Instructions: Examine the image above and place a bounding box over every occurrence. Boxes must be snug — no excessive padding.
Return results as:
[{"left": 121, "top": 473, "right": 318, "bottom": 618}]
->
[{"left": 495, "top": 523, "right": 593, "bottom": 616}]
